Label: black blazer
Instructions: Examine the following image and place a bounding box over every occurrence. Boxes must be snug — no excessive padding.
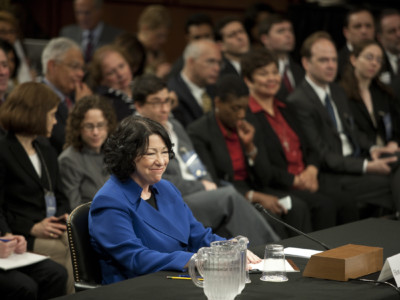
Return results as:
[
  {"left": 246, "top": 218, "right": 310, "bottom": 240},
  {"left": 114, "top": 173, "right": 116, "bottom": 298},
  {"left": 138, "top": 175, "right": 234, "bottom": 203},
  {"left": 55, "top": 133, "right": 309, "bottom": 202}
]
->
[
  {"left": 220, "top": 56, "right": 240, "bottom": 77},
  {"left": 247, "top": 99, "right": 319, "bottom": 189},
  {"left": 287, "top": 80, "right": 372, "bottom": 174},
  {"left": 187, "top": 112, "right": 272, "bottom": 194},
  {"left": 276, "top": 57, "right": 305, "bottom": 102},
  {"left": 168, "top": 74, "right": 215, "bottom": 127},
  {"left": 347, "top": 82, "right": 400, "bottom": 145},
  {"left": 0, "top": 133, "right": 70, "bottom": 249}
]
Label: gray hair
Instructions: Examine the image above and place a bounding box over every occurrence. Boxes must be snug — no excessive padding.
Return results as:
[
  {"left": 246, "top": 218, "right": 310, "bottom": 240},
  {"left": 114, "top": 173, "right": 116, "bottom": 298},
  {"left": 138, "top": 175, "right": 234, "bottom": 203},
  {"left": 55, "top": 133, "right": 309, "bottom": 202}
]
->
[
  {"left": 41, "top": 37, "right": 81, "bottom": 75},
  {"left": 183, "top": 39, "right": 217, "bottom": 62}
]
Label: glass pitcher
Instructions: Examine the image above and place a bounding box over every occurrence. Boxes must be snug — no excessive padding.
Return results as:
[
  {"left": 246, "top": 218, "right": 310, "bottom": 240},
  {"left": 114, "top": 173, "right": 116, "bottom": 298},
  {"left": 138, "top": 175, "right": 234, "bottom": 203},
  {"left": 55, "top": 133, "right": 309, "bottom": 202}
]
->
[{"left": 189, "top": 246, "right": 241, "bottom": 300}]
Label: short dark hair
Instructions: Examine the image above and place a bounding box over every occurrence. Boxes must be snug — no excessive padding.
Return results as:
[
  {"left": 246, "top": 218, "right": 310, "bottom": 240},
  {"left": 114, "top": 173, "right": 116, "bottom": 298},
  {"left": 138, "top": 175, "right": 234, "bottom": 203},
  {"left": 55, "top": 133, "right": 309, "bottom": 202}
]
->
[
  {"left": 216, "top": 74, "right": 248, "bottom": 102},
  {"left": 215, "top": 16, "right": 244, "bottom": 41},
  {"left": 65, "top": 95, "right": 117, "bottom": 151},
  {"left": 241, "top": 48, "right": 278, "bottom": 82},
  {"left": 343, "top": 6, "right": 374, "bottom": 28},
  {"left": 244, "top": 2, "right": 275, "bottom": 40},
  {"left": 0, "top": 82, "right": 59, "bottom": 135},
  {"left": 258, "top": 14, "right": 291, "bottom": 37},
  {"left": 103, "top": 115, "right": 174, "bottom": 181},
  {"left": 185, "top": 13, "right": 213, "bottom": 34},
  {"left": 377, "top": 9, "right": 400, "bottom": 34},
  {"left": 133, "top": 74, "right": 167, "bottom": 105},
  {"left": 300, "top": 31, "right": 334, "bottom": 59}
]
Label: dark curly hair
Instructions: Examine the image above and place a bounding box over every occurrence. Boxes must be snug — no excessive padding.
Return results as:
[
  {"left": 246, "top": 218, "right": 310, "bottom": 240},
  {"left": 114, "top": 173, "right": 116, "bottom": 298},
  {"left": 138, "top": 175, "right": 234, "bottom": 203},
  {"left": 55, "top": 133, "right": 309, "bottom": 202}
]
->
[
  {"left": 64, "top": 95, "right": 117, "bottom": 151},
  {"left": 104, "top": 115, "right": 174, "bottom": 181}
]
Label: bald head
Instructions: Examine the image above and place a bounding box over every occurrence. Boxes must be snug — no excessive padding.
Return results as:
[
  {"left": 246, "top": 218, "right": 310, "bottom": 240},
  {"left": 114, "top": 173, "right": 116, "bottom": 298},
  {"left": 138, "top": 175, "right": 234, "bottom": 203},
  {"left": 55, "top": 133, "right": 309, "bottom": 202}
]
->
[{"left": 182, "top": 40, "right": 222, "bottom": 87}]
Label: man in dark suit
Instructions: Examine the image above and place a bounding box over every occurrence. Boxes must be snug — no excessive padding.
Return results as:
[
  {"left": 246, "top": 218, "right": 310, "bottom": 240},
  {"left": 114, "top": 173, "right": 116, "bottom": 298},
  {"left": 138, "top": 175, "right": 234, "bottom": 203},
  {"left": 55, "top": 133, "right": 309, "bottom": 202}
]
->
[
  {"left": 168, "top": 39, "right": 221, "bottom": 127},
  {"left": 288, "top": 31, "right": 399, "bottom": 215},
  {"left": 337, "top": 7, "right": 375, "bottom": 80},
  {"left": 215, "top": 16, "right": 250, "bottom": 78},
  {"left": 41, "top": 37, "right": 92, "bottom": 154},
  {"left": 60, "top": 0, "right": 123, "bottom": 62},
  {"left": 134, "top": 74, "right": 280, "bottom": 245},
  {"left": 377, "top": 9, "right": 400, "bottom": 99},
  {"left": 259, "top": 14, "right": 304, "bottom": 102},
  {"left": 169, "top": 13, "right": 214, "bottom": 78}
]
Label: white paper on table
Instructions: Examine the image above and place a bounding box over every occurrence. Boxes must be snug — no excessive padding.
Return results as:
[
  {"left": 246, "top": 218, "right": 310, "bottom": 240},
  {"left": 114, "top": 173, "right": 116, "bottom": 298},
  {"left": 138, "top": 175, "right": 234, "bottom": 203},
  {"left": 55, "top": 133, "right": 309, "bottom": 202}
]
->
[
  {"left": 0, "top": 252, "right": 48, "bottom": 270},
  {"left": 249, "top": 259, "right": 299, "bottom": 272},
  {"left": 284, "top": 247, "right": 323, "bottom": 259}
]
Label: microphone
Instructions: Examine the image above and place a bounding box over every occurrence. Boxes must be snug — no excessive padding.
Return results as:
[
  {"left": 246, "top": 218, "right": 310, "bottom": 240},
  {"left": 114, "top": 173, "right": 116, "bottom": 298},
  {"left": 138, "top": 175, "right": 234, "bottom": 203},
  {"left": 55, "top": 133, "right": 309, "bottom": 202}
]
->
[{"left": 254, "top": 203, "right": 331, "bottom": 250}]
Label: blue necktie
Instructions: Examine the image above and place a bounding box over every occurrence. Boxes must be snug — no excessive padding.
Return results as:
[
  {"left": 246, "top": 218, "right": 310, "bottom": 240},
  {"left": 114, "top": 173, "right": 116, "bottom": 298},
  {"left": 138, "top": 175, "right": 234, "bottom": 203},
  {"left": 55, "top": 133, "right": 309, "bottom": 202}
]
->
[{"left": 324, "top": 93, "right": 337, "bottom": 130}]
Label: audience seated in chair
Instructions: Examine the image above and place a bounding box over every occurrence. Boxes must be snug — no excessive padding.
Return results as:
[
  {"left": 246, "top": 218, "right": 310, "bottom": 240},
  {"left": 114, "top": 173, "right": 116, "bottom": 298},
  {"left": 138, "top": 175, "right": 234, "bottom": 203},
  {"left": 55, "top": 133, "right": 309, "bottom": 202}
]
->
[
  {"left": 287, "top": 31, "right": 400, "bottom": 216},
  {"left": 59, "top": 0, "right": 124, "bottom": 63},
  {"left": 134, "top": 74, "right": 280, "bottom": 245},
  {"left": 88, "top": 45, "right": 135, "bottom": 121},
  {"left": 337, "top": 7, "right": 375, "bottom": 81},
  {"left": 340, "top": 40, "right": 400, "bottom": 150},
  {"left": 136, "top": 5, "right": 172, "bottom": 79},
  {"left": 0, "top": 207, "right": 68, "bottom": 299},
  {"left": 214, "top": 16, "right": 250, "bottom": 79},
  {"left": 0, "top": 10, "right": 34, "bottom": 83},
  {"left": 0, "top": 82, "right": 74, "bottom": 293},
  {"left": 41, "top": 37, "right": 92, "bottom": 154},
  {"left": 168, "top": 39, "right": 221, "bottom": 128},
  {"left": 169, "top": 12, "right": 214, "bottom": 78},
  {"left": 187, "top": 74, "right": 315, "bottom": 236},
  {"left": 59, "top": 95, "right": 117, "bottom": 210},
  {"left": 259, "top": 14, "right": 304, "bottom": 102}
]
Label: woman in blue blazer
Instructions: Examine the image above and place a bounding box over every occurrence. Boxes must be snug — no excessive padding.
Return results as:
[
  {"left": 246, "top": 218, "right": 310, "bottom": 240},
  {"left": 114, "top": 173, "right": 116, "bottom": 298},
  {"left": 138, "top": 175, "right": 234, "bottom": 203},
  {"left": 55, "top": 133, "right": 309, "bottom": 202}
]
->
[{"left": 89, "top": 116, "right": 254, "bottom": 284}]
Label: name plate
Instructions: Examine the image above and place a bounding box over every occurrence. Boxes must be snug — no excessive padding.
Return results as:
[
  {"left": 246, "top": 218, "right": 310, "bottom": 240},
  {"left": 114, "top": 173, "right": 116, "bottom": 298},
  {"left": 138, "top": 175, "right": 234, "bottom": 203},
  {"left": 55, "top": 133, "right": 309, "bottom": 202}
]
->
[{"left": 378, "top": 253, "right": 400, "bottom": 287}]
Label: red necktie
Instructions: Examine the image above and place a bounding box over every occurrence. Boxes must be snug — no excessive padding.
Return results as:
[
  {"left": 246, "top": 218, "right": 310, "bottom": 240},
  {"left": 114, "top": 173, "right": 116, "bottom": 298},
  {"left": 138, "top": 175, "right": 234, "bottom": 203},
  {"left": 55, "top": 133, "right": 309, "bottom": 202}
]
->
[
  {"left": 85, "top": 31, "right": 93, "bottom": 63},
  {"left": 282, "top": 65, "right": 294, "bottom": 93}
]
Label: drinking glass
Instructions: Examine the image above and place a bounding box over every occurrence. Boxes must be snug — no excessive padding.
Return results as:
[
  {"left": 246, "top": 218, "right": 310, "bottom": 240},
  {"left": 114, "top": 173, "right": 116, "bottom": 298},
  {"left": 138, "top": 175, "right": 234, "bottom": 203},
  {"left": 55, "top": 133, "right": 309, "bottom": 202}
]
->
[{"left": 260, "top": 244, "right": 288, "bottom": 282}]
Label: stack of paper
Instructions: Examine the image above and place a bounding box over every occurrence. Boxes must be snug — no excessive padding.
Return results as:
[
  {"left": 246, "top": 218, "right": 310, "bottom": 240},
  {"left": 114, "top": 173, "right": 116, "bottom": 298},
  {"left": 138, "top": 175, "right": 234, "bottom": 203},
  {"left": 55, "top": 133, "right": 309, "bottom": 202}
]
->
[{"left": 0, "top": 252, "right": 48, "bottom": 270}]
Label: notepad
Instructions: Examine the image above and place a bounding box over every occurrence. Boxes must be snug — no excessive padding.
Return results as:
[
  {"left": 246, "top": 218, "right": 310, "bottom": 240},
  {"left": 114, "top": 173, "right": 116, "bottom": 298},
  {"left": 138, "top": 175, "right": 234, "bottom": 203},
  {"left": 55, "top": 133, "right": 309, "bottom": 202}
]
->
[
  {"left": 0, "top": 252, "right": 48, "bottom": 270},
  {"left": 284, "top": 247, "right": 323, "bottom": 259},
  {"left": 249, "top": 259, "right": 300, "bottom": 272}
]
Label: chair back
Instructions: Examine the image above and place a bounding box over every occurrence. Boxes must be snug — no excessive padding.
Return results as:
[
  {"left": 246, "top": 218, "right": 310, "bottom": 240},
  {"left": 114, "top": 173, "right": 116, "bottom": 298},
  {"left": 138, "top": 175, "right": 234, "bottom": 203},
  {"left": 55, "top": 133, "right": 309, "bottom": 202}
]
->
[{"left": 67, "top": 202, "right": 102, "bottom": 291}]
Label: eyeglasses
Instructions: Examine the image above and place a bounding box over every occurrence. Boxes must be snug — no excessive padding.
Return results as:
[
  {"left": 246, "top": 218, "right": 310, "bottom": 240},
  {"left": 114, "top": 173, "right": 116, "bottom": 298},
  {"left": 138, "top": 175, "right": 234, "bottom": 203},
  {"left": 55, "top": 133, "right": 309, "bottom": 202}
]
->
[
  {"left": 56, "top": 61, "right": 86, "bottom": 73},
  {"left": 360, "top": 54, "right": 383, "bottom": 64},
  {"left": 145, "top": 98, "right": 172, "bottom": 108},
  {"left": 81, "top": 122, "right": 107, "bottom": 131}
]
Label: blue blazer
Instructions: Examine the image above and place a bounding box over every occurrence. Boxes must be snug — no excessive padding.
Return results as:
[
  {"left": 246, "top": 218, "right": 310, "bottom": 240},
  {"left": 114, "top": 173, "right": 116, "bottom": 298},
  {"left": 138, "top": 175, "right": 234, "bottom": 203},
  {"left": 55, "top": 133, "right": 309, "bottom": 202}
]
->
[{"left": 89, "top": 176, "right": 223, "bottom": 284}]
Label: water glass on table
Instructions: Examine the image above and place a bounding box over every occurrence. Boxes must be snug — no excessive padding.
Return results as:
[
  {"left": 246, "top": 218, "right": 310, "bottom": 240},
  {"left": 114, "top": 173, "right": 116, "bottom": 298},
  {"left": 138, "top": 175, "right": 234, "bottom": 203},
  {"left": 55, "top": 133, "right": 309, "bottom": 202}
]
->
[{"left": 260, "top": 244, "right": 288, "bottom": 282}]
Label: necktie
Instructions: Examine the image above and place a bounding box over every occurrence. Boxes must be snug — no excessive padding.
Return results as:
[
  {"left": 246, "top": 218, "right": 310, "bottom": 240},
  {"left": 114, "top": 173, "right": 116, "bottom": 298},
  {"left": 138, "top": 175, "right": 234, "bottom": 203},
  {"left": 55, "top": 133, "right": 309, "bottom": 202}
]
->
[
  {"left": 282, "top": 64, "right": 293, "bottom": 93},
  {"left": 201, "top": 91, "right": 212, "bottom": 113},
  {"left": 85, "top": 31, "right": 93, "bottom": 63},
  {"left": 324, "top": 93, "right": 337, "bottom": 130}
]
